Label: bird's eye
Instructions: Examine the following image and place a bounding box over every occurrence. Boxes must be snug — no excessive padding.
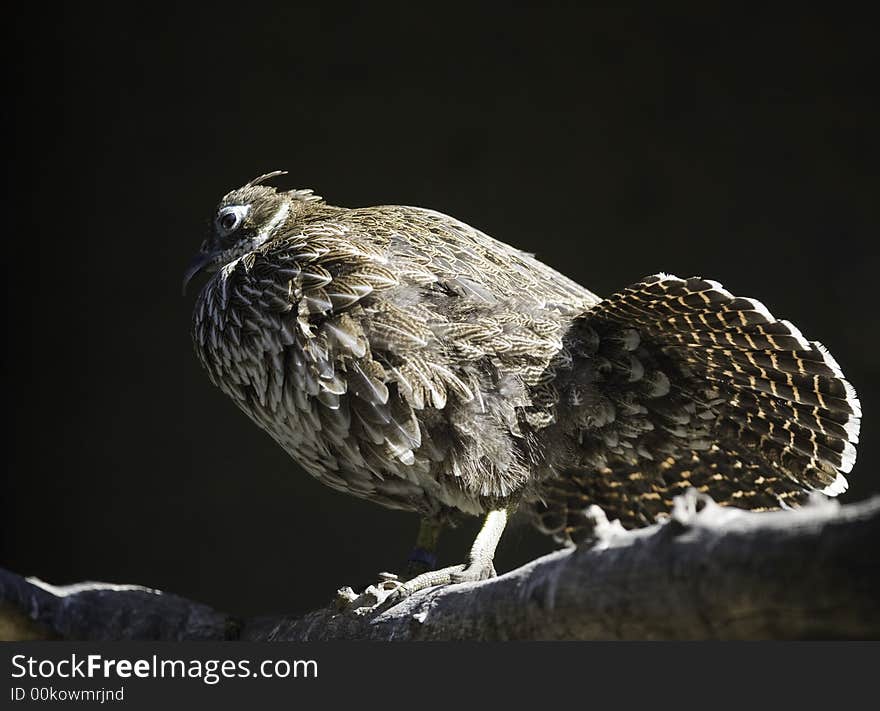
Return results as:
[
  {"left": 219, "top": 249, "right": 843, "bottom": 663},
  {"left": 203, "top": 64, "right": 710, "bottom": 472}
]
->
[
  {"left": 220, "top": 212, "right": 238, "bottom": 230},
  {"left": 216, "top": 205, "right": 248, "bottom": 235}
]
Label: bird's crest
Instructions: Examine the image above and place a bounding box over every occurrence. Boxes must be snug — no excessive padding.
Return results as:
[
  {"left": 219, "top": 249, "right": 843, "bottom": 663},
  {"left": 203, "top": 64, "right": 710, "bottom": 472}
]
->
[{"left": 245, "top": 170, "right": 289, "bottom": 187}]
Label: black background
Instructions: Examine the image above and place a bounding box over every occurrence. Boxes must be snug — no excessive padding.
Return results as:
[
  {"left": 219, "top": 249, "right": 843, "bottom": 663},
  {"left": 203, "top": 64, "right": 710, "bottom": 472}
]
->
[{"left": 4, "top": 5, "right": 878, "bottom": 618}]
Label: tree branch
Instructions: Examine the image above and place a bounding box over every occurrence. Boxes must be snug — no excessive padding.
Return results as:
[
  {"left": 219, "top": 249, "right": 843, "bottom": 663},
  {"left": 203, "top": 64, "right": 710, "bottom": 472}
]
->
[{"left": 3, "top": 491, "right": 879, "bottom": 641}]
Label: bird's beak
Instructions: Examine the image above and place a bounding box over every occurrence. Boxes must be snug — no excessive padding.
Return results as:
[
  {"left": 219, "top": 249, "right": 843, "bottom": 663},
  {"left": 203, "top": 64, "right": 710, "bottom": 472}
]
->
[{"left": 182, "top": 251, "right": 216, "bottom": 295}]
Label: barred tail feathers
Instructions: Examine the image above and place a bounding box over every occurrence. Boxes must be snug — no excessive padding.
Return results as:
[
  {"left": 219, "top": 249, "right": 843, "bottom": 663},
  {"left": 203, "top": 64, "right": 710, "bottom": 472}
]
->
[
  {"left": 528, "top": 274, "right": 861, "bottom": 544},
  {"left": 591, "top": 273, "right": 860, "bottom": 494}
]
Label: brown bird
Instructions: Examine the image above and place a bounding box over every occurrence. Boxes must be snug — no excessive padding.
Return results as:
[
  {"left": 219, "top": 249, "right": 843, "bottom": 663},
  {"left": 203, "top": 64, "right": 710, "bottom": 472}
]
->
[{"left": 184, "top": 171, "right": 861, "bottom": 595}]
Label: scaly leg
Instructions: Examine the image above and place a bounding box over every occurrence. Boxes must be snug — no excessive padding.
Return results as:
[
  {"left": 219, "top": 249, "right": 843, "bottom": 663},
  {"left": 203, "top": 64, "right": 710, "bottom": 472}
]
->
[{"left": 396, "top": 508, "right": 508, "bottom": 596}]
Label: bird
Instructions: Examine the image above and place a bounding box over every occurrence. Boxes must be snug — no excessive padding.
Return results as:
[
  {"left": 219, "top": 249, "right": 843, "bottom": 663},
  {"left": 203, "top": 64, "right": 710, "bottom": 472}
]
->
[{"left": 184, "top": 171, "right": 861, "bottom": 595}]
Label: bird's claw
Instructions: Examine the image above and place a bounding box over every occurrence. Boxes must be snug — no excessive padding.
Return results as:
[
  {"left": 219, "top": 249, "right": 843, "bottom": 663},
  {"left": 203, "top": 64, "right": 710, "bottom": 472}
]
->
[{"left": 333, "top": 573, "right": 409, "bottom": 614}]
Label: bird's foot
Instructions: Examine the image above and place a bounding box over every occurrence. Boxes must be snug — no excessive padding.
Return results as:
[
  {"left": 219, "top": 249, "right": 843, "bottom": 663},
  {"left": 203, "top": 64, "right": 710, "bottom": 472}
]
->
[
  {"left": 334, "top": 572, "right": 408, "bottom": 615},
  {"left": 380, "top": 556, "right": 497, "bottom": 608},
  {"left": 382, "top": 508, "right": 507, "bottom": 607},
  {"left": 339, "top": 509, "right": 508, "bottom": 612}
]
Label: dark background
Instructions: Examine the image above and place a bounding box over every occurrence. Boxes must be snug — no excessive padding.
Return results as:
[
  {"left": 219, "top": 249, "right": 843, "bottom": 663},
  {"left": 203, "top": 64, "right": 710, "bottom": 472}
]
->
[{"left": 4, "top": 5, "right": 878, "bottom": 618}]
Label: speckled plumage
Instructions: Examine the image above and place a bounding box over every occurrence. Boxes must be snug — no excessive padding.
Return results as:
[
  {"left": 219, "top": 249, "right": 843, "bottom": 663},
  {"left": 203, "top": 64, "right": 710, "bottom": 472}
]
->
[{"left": 187, "top": 174, "right": 861, "bottom": 553}]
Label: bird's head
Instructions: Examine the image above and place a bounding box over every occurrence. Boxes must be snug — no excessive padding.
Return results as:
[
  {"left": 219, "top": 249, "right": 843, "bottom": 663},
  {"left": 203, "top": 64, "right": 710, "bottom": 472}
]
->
[{"left": 183, "top": 171, "right": 320, "bottom": 294}]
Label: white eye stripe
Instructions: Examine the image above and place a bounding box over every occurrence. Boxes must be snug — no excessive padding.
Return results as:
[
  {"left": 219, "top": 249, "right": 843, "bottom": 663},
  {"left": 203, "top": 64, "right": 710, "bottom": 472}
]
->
[{"left": 216, "top": 205, "right": 249, "bottom": 235}]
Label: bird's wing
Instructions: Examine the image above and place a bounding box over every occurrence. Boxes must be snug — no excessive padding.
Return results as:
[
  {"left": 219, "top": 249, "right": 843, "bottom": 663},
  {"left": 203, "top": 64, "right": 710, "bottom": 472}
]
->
[
  {"left": 319, "top": 205, "right": 602, "bottom": 501},
  {"left": 216, "top": 207, "right": 600, "bottom": 506}
]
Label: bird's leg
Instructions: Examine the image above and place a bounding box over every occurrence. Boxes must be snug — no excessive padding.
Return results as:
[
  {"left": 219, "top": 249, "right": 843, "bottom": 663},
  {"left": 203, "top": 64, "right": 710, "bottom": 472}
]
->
[
  {"left": 395, "top": 508, "right": 508, "bottom": 597},
  {"left": 405, "top": 516, "right": 444, "bottom": 578}
]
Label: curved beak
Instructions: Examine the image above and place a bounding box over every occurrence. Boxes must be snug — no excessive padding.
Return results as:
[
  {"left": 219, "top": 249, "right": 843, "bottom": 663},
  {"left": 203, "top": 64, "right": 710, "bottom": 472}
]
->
[{"left": 182, "top": 251, "right": 216, "bottom": 295}]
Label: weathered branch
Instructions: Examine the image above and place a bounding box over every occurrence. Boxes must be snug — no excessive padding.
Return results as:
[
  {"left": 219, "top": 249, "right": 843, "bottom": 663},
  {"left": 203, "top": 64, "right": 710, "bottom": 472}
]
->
[{"left": 3, "top": 491, "right": 879, "bottom": 641}]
